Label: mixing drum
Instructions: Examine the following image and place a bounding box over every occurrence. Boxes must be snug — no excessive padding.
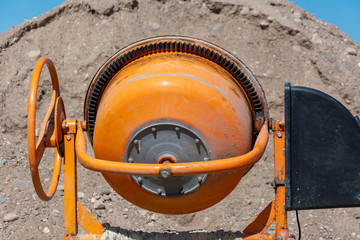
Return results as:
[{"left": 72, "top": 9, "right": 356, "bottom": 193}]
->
[{"left": 83, "top": 36, "right": 268, "bottom": 213}]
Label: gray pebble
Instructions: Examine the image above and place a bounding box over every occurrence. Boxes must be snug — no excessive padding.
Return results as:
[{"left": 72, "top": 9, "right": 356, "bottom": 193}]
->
[
  {"left": 32, "top": 210, "right": 40, "bottom": 216},
  {"left": 346, "top": 47, "right": 357, "bottom": 56},
  {"left": 101, "top": 190, "right": 111, "bottom": 195},
  {"left": 94, "top": 200, "right": 106, "bottom": 210},
  {"left": 149, "top": 22, "right": 161, "bottom": 30},
  {"left": 78, "top": 192, "right": 85, "bottom": 199},
  {"left": 43, "top": 227, "right": 50, "bottom": 234},
  {"left": 0, "top": 198, "right": 6, "bottom": 203},
  {"left": 3, "top": 213, "right": 19, "bottom": 222},
  {"left": 72, "top": 101, "right": 80, "bottom": 109},
  {"left": 160, "top": 5, "right": 168, "bottom": 13},
  {"left": 28, "top": 49, "right": 41, "bottom": 61},
  {"left": 213, "top": 24, "right": 222, "bottom": 31},
  {"left": 260, "top": 20, "right": 269, "bottom": 29},
  {"left": 0, "top": 160, "right": 5, "bottom": 167},
  {"left": 312, "top": 33, "right": 323, "bottom": 44},
  {"left": 102, "top": 195, "right": 111, "bottom": 201}
]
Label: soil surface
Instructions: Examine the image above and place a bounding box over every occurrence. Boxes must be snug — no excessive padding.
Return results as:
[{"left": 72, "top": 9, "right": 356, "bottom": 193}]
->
[{"left": 0, "top": 0, "right": 359, "bottom": 239}]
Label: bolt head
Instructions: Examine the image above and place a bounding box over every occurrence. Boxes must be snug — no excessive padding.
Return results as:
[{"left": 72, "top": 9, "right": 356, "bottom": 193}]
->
[
  {"left": 137, "top": 177, "right": 143, "bottom": 185},
  {"left": 128, "top": 157, "right": 133, "bottom": 163},
  {"left": 159, "top": 168, "right": 171, "bottom": 178},
  {"left": 66, "top": 136, "right": 71, "bottom": 141},
  {"left": 277, "top": 132, "right": 282, "bottom": 138},
  {"left": 156, "top": 189, "right": 162, "bottom": 195}
]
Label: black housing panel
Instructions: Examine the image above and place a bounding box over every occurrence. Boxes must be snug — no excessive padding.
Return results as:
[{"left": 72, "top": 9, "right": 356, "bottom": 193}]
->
[{"left": 284, "top": 82, "right": 360, "bottom": 210}]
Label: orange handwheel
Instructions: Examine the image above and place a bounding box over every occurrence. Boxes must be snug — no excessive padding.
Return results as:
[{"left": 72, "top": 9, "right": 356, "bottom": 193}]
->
[{"left": 27, "top": 57, "right": 65, "bottom": 201}]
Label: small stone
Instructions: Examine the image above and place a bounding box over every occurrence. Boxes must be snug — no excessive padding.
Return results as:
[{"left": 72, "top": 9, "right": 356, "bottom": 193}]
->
[
  {"left": 0, "top": 159, "right": 5, "bottom": 167},
  {"left": 52, "top": 209, "right": 60, "bottom": 215},
  {"left": 94, "top": 200, "right": 105, "bottom": 210},
  {"left": 357, "top": 63, "right": 360, "bottom": 67},
  {"left": 293, "top": 12, "right": 302, "bottom": 18},
  {"left": 58, "top": 185, "right": 64, "bottom": 192},
  {"left": 250, "top": 9, "right": 260, "bottom": 17},
  {"left": 102, "top": 195, "right": 111, "bottom": 201},
  {"left": 28, "top": 49, "right": 41, "bottom": 61},
  {"left": 101, "top": 190, "right": 111, "bottom": 195},
  {"left": 32, "top": 210, "right": 40, "bottom": 216},
  {"left": 0, "top": 198, "right": 6, "bottom": 203},
  {"left": 150, "top": 214, "right": 158, "bottom": 221},
  {"left": 3, "top": 213, "right": 19, "bottom": 222},
  {"left": 352, "top": 232, "right": 357, "bottom": 237},
  {"left": 91, "top": 197, "right": 96, "bottom": 203},
  {"left": 147, "top": 221, "right": 155, "bottom": 227},
  {"left": 260, "top": 20, "right": 269, "bottom": 29},
  {"left": 240, "top": 7, "right": 250, "bottom": 15},
  {"left": 346, "top": 47, "right": 357, "bottom": 56},
  {"left": 213, "top": 24, "right": 222, "bottom": 31},
  {"left": 149, "top": 22, "right": 161, "bottom": 30},
  {"left": 267, "top": 16, "right": 274, "bottom": 22},
  {"left": 160, "top": 5, "right": 168, "bottom": 13},
  {"left": 77, "top": 192, "right": 85, "bottom": 199},
  {"left": 35, "top": 128, "right": 41, "bottom": 137},
  {"left": 311, "top": 33, "right": 323, "bottom": 44},
  {"left": 138, "top": 210, "right": 147, "bottom": 216},
  {"left": 95, "top": 195, "right": 101, "bottom": 200},
  {"left": 43, "top": 227, "right": 50, "bottom": 234},
  {"left": 294, "top": 18, "right": 302, "bottom": 24},
  {"left": 229, "top": 5, "right": 239, "bottom": 15},
  {"left": 123, "top": 214, "right": 128, "bottom": 219},
  {"left": 72, "top": 101, "right": 80, "bottom": 109}
]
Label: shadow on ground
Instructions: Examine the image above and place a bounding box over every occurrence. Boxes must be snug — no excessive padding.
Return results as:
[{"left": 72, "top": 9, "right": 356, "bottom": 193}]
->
[{"left": 100, "top": 227, "right": 243, "bottom": 240}]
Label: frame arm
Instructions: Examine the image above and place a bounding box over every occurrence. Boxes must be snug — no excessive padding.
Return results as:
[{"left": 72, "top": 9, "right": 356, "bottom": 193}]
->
[{"left": 75, "top": 123, "right": 268, "bottom": 176}]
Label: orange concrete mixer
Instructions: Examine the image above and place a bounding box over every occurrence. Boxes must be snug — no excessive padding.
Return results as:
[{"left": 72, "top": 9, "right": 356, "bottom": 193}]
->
[{"left": 27, "top": 35, "right": 360, "bottom": 240}]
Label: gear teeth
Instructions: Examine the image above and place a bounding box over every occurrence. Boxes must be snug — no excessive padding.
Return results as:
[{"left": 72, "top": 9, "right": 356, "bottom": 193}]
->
[{"left": 85, "top": 38, "right": 266, "bottom": 144}]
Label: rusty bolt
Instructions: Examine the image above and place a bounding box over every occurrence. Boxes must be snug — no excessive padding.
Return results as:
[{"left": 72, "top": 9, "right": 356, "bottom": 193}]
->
[{"left": 160, "top": 168, "right": 171, "bottom": 178}]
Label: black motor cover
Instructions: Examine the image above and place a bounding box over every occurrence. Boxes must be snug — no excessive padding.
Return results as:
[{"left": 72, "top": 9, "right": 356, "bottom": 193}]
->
[{"left": 284, "top": 82, "right": 360, "bottom": 210}]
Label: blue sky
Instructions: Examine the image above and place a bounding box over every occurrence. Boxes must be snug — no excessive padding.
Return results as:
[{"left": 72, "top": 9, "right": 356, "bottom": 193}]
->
[{"left": 0, "top": 0, "right": 359, "bottom": 44}]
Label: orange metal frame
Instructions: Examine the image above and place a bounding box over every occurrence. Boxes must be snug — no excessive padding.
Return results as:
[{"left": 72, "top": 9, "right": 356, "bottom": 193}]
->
[{"left": 28, "top": 58, "right": 293, "bottom": 239}]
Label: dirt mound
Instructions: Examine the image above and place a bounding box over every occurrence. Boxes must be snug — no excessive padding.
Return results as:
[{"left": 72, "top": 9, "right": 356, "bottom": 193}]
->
[{"left": 0, "top": 0, "right": 359, "bottom": 239}]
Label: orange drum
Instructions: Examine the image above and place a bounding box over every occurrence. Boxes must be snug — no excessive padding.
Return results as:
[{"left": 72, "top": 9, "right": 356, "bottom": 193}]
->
[{"left": 84, "top": 36, "right": 268, "bottom": 214}]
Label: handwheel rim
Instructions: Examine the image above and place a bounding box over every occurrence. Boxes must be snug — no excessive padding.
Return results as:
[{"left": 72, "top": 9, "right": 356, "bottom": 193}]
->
[{"left": 27, "top": 57, "right": 63, "bottom": 201}]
